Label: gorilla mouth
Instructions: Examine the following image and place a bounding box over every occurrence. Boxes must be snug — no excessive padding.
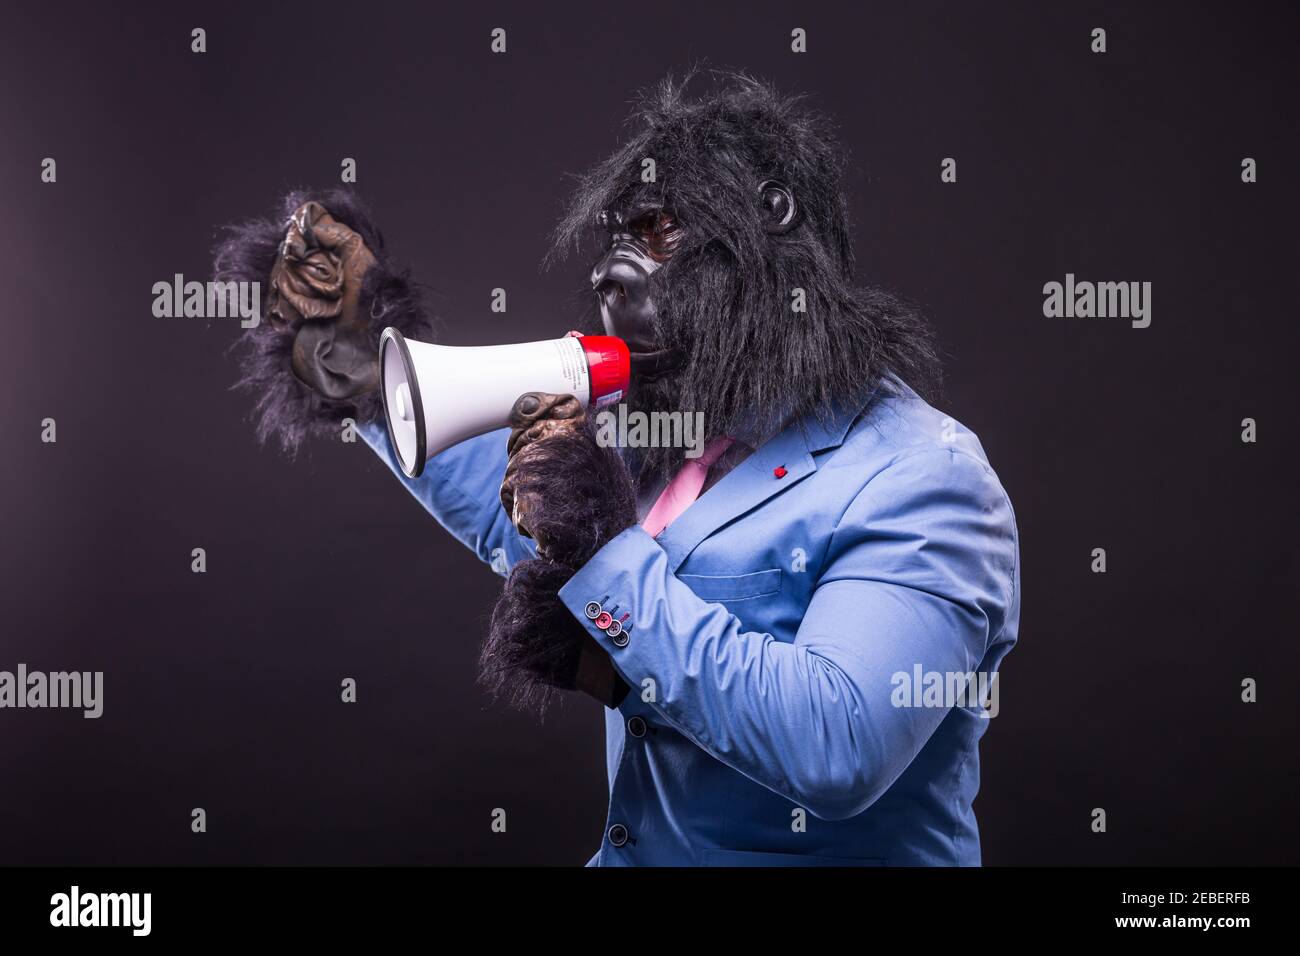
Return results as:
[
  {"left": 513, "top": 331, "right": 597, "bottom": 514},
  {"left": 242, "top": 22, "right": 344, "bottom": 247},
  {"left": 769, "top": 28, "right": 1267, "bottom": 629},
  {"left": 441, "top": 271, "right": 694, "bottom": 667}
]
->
[
  {"left": 627, "top": 344, "right": 669, "bottom": 360},
  {"left": 628, "top": 346, "right": 683, "bottom": 379}
]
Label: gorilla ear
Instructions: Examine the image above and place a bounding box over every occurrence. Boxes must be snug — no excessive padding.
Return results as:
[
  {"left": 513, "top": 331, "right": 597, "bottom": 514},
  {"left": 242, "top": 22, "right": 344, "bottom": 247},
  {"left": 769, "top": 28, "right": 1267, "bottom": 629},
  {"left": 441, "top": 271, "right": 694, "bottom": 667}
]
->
[{"left": 758, "top": 180, "right": 798, "bottom": 234}]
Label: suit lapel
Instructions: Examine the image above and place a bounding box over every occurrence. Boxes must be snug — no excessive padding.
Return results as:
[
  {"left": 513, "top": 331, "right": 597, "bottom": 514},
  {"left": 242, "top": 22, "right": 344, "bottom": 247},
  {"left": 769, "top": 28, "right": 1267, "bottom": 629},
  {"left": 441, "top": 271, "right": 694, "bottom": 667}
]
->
[{"left": 656, "top": 402, "right": 863, "bottom": 573}]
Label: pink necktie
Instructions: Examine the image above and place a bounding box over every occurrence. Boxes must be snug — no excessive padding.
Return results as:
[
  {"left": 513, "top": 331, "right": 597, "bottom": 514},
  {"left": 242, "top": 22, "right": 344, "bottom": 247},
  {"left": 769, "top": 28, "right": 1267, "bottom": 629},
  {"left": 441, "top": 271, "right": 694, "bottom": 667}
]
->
[{"left": 640, "top": 437, "right": 735, "bottom": 538}]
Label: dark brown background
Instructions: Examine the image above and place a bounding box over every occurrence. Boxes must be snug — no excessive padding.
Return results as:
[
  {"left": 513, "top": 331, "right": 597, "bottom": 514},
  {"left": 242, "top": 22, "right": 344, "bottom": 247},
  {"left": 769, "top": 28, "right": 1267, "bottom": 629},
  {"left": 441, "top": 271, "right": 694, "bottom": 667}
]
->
[{"left": 1, "top": 0, "right": 1296, "bottom": 864}]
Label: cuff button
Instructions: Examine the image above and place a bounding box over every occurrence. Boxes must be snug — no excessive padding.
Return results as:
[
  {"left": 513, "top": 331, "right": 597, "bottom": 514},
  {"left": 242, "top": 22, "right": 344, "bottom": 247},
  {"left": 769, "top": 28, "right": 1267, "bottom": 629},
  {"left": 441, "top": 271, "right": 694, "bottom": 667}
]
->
[{"left": 584, "top": 601, "right": 602, "bottom": 620}]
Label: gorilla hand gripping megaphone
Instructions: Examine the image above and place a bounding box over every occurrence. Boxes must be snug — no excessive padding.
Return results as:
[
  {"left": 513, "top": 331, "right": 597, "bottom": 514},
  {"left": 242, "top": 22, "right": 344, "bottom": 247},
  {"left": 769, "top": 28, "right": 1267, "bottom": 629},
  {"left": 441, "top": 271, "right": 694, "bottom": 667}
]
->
[{"left": 378, "top": 328, "right": 630, "bottom": 478}]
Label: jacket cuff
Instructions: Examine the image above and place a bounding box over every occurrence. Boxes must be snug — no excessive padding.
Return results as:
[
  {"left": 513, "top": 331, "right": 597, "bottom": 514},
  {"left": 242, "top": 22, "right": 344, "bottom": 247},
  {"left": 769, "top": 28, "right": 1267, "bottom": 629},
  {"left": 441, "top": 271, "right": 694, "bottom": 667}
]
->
[{"left": 557, "top": 525, "right": 663, "bottom": 688}]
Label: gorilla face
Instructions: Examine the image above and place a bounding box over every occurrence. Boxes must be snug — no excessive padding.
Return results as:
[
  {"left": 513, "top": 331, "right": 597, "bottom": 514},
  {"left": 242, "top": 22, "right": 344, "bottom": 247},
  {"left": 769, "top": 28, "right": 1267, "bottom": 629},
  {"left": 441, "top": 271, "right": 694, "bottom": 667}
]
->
[
  {"left": 588, "top": 187, "right": 794, "bottom": 383},
  {"left": 589, "top": 206, "right": 683, "bottom": 379},
  {"left": 553, "top": 73, "right": 939, "bottom": 478}
]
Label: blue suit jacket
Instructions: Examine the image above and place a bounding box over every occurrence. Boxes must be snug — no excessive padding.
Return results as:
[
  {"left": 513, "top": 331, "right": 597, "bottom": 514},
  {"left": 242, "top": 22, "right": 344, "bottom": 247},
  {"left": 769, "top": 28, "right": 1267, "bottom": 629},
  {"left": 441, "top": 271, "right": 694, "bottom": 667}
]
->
[{"left": 360, "top": 380, "right": 1019, "bottom": 866}]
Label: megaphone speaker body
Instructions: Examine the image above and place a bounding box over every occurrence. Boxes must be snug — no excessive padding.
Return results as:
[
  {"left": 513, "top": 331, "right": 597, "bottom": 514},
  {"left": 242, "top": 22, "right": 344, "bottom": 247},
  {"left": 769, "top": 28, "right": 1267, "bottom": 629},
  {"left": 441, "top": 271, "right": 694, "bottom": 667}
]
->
[{"left": 379, "top": 329, "right": 630, "bottom": 478}]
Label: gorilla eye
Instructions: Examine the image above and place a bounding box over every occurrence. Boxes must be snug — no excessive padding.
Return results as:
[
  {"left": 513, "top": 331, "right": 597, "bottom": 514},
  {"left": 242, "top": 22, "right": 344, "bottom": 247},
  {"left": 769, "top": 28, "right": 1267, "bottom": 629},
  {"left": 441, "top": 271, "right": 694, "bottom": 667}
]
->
[
  {"left": 631, "top": 211, "right": 682, "bottom": 262},
  {"left": 759, "top": 181, "right": 796, "bottom": 230}
]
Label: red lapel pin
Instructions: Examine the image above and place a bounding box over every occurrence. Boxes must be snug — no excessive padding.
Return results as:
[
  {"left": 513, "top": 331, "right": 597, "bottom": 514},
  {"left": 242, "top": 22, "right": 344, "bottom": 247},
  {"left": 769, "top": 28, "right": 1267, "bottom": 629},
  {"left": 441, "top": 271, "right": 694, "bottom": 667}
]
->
[{"left": 774, "top": 465, "right": 787, "bottom": 479}]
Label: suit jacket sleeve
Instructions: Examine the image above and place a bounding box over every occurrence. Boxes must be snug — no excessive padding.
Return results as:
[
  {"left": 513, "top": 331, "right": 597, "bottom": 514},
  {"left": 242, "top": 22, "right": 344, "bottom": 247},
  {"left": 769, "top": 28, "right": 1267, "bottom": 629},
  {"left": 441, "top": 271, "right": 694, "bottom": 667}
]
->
[
  {"left": 557, "top": 445, "right": 1018, "bottom": 821},
  {"left": 359, "top": 420, "right": 537, "bottom": 575}
]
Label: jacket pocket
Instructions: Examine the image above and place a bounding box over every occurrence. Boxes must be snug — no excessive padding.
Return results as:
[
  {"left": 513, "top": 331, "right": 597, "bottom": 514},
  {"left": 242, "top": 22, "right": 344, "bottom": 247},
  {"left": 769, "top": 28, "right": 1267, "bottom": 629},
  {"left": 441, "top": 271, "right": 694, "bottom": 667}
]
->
[
  {"left": 702, "top": 849, "right": 885, "bottom": 867},
  {"left": 677, "top": 568, "right": 782, "bottom": 602}
]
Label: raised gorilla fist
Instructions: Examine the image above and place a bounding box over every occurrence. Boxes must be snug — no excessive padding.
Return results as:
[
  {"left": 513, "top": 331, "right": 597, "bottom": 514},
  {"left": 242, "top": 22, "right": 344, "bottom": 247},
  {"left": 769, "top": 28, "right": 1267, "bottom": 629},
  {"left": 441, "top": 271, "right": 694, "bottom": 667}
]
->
[
  {"left": 482, "top": 391, "right": 637, "bottom": 711},
  {"left": 214, "top": 189, "right": 429, "bottom": 453},
  {"left": 266, "top": 201, "right": 380, "bottom": 400}
]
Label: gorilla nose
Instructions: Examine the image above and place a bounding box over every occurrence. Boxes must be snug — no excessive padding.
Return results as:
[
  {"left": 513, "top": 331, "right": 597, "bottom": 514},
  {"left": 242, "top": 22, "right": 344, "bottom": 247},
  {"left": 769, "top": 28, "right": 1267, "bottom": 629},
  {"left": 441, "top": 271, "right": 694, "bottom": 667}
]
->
[
  {"left": 591, "top": 251, "right": 647, "bottom": 301},
  {"left": 595, "top": 275, "right": 628, "bottom": 315}
]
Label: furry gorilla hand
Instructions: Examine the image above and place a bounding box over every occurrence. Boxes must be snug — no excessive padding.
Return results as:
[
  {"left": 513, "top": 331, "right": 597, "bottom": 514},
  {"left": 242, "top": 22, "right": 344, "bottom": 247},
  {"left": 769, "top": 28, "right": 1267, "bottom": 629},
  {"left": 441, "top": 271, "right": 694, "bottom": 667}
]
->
[
  {"left": 480, "top": 393, "right": 638, "bottom": 712},
  {"left": 501, "top": 392, "right": 637, "bottom": 567},
  {"left": 214, "top": 189, "right": 430, "bottom": 453}
]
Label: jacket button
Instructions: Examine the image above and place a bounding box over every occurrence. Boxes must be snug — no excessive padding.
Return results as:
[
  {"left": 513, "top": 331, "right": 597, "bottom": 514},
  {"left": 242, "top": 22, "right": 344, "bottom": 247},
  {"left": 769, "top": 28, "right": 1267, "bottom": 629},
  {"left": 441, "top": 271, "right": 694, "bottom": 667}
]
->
[
  {"left": 627, "top": 716, "right": 647, "bottom": 738},
  {"left": 610, "top": 629, "right": 629, "bottom": 648},
  {"left": 584, "top": 601, "right": 602, "bottom": 620},
  {"left": 607, "top": 824, "right": 629, "bottom": 847}
]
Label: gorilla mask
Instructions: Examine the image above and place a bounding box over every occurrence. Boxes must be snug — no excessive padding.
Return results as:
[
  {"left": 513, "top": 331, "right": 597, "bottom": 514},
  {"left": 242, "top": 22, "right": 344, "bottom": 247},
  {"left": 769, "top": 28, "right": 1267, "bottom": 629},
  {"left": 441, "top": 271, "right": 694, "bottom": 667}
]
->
[
  {"left": 553, "top": 71, "right": 940, "bottom": 480},
  {"left": 589, "top": 181, "right": 797, "bottom": 380}
]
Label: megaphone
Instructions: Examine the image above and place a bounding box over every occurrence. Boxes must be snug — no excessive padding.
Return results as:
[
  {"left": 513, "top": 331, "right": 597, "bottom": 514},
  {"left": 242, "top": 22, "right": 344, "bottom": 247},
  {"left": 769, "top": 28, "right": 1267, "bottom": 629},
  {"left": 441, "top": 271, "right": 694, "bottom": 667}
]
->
[{"left": 378, "top": 329, "right": 630, "bottom": 478}]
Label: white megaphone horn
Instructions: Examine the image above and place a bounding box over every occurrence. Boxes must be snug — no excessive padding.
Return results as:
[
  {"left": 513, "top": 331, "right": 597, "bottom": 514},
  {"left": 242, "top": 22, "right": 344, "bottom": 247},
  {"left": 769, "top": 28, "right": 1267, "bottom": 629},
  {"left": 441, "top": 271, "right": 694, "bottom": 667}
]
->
[{"left": 378, "top": 328, "right": 630, "bottom": 478}]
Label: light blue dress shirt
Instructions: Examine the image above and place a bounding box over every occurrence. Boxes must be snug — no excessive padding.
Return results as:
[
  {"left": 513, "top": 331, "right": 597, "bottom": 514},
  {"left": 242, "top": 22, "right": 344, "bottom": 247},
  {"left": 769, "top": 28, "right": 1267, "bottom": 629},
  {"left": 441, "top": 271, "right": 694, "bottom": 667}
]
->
[{"left": 360, "top": 379, "right": 1019, "bottom": 866}]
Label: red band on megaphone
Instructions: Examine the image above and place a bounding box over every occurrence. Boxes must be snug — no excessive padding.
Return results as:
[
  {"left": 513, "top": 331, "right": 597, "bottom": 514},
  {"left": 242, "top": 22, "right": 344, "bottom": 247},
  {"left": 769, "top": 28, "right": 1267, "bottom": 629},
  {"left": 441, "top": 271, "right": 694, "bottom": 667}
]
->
[{"left": 578, "top": 335, "right": 630, "bottom": 406}]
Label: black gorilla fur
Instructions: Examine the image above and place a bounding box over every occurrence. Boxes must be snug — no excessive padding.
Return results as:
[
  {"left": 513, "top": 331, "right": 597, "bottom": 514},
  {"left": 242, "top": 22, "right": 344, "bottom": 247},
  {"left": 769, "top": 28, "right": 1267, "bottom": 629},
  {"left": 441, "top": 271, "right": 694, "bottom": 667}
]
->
[
  {"left": 481, "top": 415, "right": 638, "bottom": 711},
  {"left": 551, "top": 71, "right": 940, "bottom": 481},
  {"left": 483, "top": 559, "right": 589, "bottom": 707},
  {"left": 213, "top": 188, "right": 433, "bottom": 455}
]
